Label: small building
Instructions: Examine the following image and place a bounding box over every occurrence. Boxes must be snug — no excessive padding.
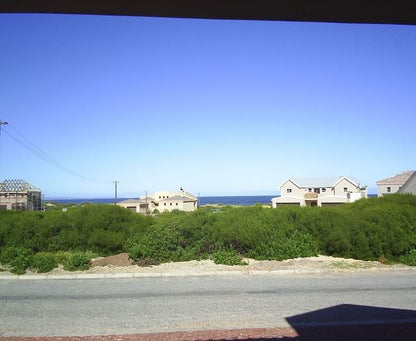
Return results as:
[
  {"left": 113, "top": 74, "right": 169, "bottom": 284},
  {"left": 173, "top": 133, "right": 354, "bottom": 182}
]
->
[
  {"left": 0, "top": 179, "right": 42, "bottom": 211},
  {"left": 118, "top": 189, "right": 198, "bottom": 214},
  {"left": 271, "top": 176, "right": 367, "bottom": 208},
  {"left": 376, "top": 171, "right": 416, "bottom": 196}
]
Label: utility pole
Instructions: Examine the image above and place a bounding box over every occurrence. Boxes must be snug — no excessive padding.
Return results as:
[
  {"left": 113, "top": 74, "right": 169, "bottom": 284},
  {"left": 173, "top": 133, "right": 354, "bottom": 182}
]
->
[
  {"left": 0, "top": 121, "right": 7, "bottom": 169},
  {"left": 0, "top": 120, "right": 7, "bottom": 133},
  {"left": 113, "top": 181, "right": 119, "bottom": 205},
  {"left": 0, "top": 120, "right": 8, "bottom": 142}
]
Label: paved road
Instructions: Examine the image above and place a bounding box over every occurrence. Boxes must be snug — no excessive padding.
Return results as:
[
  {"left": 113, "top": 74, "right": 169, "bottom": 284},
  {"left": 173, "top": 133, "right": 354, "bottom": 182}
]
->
[{"left": 1, "top": 271, "right": 416, "bottom": 337}]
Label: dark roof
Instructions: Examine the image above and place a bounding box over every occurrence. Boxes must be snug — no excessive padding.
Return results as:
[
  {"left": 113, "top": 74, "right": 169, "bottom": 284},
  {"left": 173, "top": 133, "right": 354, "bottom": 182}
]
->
[{"left": 1, "top": 1, "right": 415, "bottom": 25}]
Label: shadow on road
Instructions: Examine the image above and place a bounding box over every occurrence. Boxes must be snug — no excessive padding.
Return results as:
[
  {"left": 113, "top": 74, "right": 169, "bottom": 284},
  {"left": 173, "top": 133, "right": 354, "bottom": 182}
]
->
[
  {"left": 284, "top": 303, "right": 416, "bottom": 340},
  {"left": 215, "top": 304, "right": 416, "bottom": 341}
]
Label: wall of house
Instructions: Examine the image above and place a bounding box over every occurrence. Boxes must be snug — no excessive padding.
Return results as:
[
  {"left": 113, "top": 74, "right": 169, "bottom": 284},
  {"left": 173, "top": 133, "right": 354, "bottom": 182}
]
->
[
  {"left": 271, "top": 196, "right": 303, "bottom": 208},
  {"left": 0, "top": 192, "right": 41, "bottom": 211},
  {"left": 280, "top": 180, "right": 302, "bottom": 197},
  {"left": 377, "top": 184, "right": 402, "bottom": 197},
  {"left": 317, "top": 187, "right": 335, "bottom": 197},
  {"left": 318, "top": 195, "right": 348, "bottom": 206},
  {"left": 183, "top": 201, "right": 197, "bottom": 212},
  {"left": 157, "top": 200, "right": 197, "bottom": 212},
  {"left": 333, "top": 178, "right": 358, "bottom": 196},
  {"left": 398, "top": 173, "right": 416, "bottom": 195},
  {"left": 153, "top": 191, "right": 171, "bottom": 200}
]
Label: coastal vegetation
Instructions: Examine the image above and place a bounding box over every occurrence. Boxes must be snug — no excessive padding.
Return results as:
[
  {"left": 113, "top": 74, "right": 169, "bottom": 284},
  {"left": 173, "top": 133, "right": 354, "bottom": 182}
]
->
[{"left": 0, "top": 194, "right": 415, "bottom": 274}]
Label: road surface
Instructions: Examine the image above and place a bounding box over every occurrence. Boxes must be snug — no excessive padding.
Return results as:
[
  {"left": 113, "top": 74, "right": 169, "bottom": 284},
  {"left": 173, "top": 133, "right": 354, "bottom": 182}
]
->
[{"left": 1, "top": 271, "right": 416, "bottom": 337}]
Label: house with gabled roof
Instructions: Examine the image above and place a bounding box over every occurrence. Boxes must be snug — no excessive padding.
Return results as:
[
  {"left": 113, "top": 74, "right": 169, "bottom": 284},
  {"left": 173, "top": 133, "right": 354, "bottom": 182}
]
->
[
  {"left": 0, "top": 179, "right": 42, "bottom": 211},
  {"left": 377, "top": 170, "right": 416, "bottom": 196},
  {"left": 117, "top": 189, "right": 198, "bottom": 214},
  {"left": 271, "top": 176, "right": 367, "bottom": 208}
]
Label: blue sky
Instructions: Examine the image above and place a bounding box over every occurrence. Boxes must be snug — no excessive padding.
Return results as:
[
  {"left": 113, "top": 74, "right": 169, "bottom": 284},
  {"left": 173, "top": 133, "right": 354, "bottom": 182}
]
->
[{"left": 0, "top": 14, "right": 415, "bottom": 198}]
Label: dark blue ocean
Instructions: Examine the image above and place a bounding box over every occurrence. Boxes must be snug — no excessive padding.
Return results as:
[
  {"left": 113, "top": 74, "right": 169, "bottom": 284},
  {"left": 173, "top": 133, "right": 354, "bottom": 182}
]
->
[{"left": 47, "top": 195, "right": 277, "bottom": 206}]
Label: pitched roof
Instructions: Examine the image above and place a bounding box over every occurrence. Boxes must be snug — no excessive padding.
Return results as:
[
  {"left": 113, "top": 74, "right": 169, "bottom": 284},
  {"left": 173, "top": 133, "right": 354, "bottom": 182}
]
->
[
  {"left": 138, "top": 196, "right": 154, "bottom": 203},
  {"left": 289, "top": 177, "right": 342, "bottom": 188},
  {"left": 159, "top": 195, "right": 197, "bottom": 202},
  {"left": 281, "top": 176, "right": 365, "bottom": 190},
  {"left": 376, "top": 171, "right": 415, "bottom": 185},
  {"left": 0, "top": 179, "right": 41, "bottom": 192},
  {"left": 288, "top": 176, "right": 360, "bottom": 188},
  {"left": 118, "top": 198, "right": 140, "bottom": 204},
  {"left": 398, "top": 171, "right": 416, "bottom": 194}
]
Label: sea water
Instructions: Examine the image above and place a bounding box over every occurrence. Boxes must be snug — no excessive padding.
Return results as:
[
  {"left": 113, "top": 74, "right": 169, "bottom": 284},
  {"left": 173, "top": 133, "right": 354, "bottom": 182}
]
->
[{"left": 47, "top": 195, "right": 277, "bottom": 206}]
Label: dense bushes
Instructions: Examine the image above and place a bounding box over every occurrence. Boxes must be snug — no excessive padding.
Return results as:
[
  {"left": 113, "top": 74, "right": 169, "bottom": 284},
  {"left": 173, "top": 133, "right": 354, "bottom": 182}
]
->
[
  {"left": 0, "top": 246, "right": 95, "bottom": 274},
  {"left": 0, "top": 205, "right": 153, "bottom": 254},
  {"left": 1, "top": 194, "right": 416, "bottom": 273},
  {"left": 127, "top": 195, "right": 416, "bottom": 265}
]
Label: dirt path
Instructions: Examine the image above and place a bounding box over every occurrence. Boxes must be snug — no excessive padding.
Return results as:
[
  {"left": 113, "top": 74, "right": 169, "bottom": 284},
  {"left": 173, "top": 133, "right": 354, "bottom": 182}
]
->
[
  {"left": 1, "top": 253, "right": 413, "bottom": 278},
  {"left": 73, "top": 254, "right": 413, "bottom": 276}
]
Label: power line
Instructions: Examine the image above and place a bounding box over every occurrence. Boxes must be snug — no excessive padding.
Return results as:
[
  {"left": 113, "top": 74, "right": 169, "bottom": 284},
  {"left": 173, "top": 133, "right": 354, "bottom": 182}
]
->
[{"left": 2, "top": 123, "right": 110, "bottom": 185}]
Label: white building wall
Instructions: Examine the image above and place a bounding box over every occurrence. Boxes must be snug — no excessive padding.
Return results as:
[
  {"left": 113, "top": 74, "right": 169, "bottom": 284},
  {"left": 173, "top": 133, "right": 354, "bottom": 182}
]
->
[
  {"left": 377, "top": 184, "right": 401, "bottom": 197},
  {"left": 152, "top": 191, "right": 171, "bottom": 200},
  {"left": 334, "top": 178, "right": 358, "bottom": 197},
  {"left": 281, "top": 180, "right": 302, "bottom": 197}
]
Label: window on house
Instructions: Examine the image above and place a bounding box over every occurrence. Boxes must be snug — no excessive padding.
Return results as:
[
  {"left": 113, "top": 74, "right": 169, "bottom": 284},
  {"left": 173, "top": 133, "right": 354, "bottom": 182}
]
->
[
  {"left": 322, "top": 188, "right": 326, "bottom": 192},
  {"left": 308, "top": 188, "right": 312, "bottom": 192},
  {"left": 176, "top": 203, "right": 178, "bottom": 206},
  {"left": 343, "top": 187, "right": 348, "bottom": 192},
  {"left": 287, "top": 188, "right": 292, "bottom": 193},
  {"left": 164, "top": 203, "right": 166, "bottom": 206},
  {"left": 314, "top": 188, "right": 320, "bottom": 194},
  {"left": 387, "top": 187, "right": 391, "bottom": 192},
  {"left": 170, "top": 203, "right": 172, "bottom": 206}
]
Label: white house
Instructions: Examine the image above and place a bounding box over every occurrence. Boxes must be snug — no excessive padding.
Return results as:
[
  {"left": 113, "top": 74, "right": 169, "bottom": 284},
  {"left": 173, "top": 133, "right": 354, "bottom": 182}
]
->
[
  {"left": 271, "top": 176, "right": 367, "bottom": 208},
  {"left": 117, "top": 189, "right": 198, "bottom": 214},
  {"left": 376, "top": 171, "right": 415, "bottom": 197}
]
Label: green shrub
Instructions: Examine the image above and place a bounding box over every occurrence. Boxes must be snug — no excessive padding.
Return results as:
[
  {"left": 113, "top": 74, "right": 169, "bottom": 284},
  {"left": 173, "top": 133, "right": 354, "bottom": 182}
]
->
[
  {"left": 63, "top": 252, "right": 91, "bottom": 271},
  {"left": 249, "top": 230, "right": 319, "bottom": 261},
  {"left": 127, "top": 243, "right": 144, "bottom": 262},
  {"left": 53, "top": 251, "right": 72, "bottom": 264},
  {"left": 88, "top": 229, "right": 124, "bottom": 254},
  {"left": 400, "top": 249, "right": 416, "bottom": 266},
  {"left": 0, "top": 246, "right": 33, "bottom": 275},
  {"left": 32, "top": 252, "right": 58, "bottom": 273},
  {"left": 211, "top": 249, "right": 247, "bottom": 266},
  {"left": 128, "top": 223, "right": 184, "bottom": 264}
]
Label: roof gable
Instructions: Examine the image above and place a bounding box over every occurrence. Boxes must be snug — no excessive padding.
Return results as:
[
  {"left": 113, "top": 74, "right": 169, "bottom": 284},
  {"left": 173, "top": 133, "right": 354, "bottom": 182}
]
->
[
  {"left": 0, "top": 179, "right": 41, "bottom": 192},
  {"left": 290, "top": 177, "right": 343, "bottom": 188},
  {"left": 377, "top": 171, "right": 415, "bottom": 185},
  {"left": 280, "top": 176, "right": 364, "bottom": 190}
]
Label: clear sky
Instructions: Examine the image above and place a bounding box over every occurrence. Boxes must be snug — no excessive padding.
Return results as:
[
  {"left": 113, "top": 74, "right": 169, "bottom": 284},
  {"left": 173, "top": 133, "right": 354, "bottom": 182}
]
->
[{"left": 0, "top": 14, "right": 415, "bottom": 198}]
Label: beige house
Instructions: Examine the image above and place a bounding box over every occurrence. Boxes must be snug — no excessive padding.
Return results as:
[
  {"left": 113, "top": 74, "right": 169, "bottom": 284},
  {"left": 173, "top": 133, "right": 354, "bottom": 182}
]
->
[
  {"left": 118, "top": 189, "right": 198, "bottom": 214},
  {"left": 271, "top": 176, "right": 367, "bottom": 208},
  {"left": 376, "top": 171, "right": 415, "bottom": 197}
]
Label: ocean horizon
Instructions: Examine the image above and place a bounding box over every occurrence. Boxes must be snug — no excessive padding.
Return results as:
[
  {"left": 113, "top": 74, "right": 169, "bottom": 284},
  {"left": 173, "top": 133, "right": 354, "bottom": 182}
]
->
[
  {"left": 47, "top": 193, "right": 378, "bottom": 206},
  {"left": 46, "top": 195, "right": 278, "bottom": 206}
]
